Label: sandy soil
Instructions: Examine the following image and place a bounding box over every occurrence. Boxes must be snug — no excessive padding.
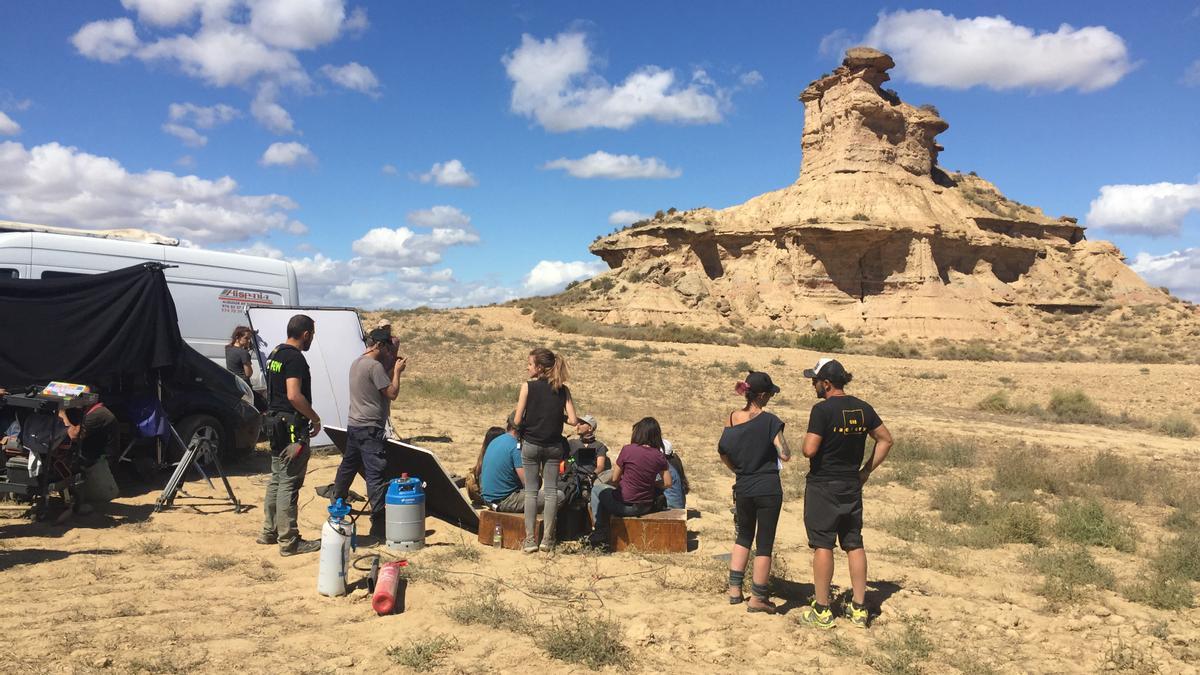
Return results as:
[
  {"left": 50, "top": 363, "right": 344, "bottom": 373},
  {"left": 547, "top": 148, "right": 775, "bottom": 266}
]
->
[{"left": 3, "top": 306, "right": 1198, "bottom": 674}]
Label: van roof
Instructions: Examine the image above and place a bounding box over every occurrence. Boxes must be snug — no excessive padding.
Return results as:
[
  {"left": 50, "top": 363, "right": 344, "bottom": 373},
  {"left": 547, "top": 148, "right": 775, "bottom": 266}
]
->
[{"left": 0, "top": 220, "right": 179, "bottom": 246}]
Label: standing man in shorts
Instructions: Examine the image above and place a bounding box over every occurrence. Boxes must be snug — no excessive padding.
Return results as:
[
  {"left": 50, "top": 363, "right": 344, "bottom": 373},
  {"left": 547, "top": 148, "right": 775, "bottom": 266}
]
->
[{"left": 798, "top": 358, "right": 893, "bottom": 629}]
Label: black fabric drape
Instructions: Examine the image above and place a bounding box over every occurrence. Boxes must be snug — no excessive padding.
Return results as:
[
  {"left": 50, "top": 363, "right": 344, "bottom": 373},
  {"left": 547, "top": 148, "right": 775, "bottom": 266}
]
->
[{"left": 0, "top": 265, "right": 183, "bottom": 389}]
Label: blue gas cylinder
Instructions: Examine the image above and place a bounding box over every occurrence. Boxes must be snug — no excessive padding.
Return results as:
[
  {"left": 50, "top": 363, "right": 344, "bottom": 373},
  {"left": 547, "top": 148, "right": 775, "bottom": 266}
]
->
[{"left": 385, "top": 474, "right": 426, "bottom": 551}]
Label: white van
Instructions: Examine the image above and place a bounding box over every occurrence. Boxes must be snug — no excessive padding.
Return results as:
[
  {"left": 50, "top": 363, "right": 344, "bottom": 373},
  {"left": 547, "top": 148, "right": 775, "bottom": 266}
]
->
[{"left": 0, "top": 221, "right": 299, "bottom": 391}]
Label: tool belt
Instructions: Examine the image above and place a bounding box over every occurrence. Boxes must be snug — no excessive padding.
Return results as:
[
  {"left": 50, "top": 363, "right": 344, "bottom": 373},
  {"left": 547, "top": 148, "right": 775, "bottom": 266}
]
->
[{"left": 263, "top": 410, "right": 309, "bottom": 455}]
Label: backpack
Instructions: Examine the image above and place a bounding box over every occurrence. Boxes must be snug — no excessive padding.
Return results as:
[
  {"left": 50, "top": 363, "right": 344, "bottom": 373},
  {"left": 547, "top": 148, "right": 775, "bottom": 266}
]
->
[{"left": 559, "top": 459, "right": 596, "bottom": 510}]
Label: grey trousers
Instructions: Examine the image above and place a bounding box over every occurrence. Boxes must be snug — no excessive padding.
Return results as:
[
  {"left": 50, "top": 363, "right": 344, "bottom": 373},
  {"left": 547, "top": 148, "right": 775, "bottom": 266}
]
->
[
  {"left": 495, "top": 488, "right": 564, "bottom": 513},
  {"left": 261, "top": 449, "right": 310, "bottom": 548},
  {"left": 521, "top": 439, "right": 563, "bottom": 544}
]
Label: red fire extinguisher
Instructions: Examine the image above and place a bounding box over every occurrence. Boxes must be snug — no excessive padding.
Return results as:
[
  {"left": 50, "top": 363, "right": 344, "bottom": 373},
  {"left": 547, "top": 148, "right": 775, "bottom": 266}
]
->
[{"left": 372, "top": 560, "right": 408, "bottom": 615}]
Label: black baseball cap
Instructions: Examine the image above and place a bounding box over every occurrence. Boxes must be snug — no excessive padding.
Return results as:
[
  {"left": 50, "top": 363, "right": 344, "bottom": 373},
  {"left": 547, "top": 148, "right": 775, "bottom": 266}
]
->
[
  {"left": 803, "top": 358, "right": 847, "bottom": 381},
  {"left": 746, "top": 371, "right": 780, "bottom": 395},
  {"left": 368, "top": 326, "right": 393, "bottom": 344}
]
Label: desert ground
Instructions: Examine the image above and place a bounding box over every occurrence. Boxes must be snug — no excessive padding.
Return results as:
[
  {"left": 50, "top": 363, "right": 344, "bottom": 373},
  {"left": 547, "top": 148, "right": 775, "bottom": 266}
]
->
[{"left": 3, "top": 306, "right": 1199, "bottom": 674}]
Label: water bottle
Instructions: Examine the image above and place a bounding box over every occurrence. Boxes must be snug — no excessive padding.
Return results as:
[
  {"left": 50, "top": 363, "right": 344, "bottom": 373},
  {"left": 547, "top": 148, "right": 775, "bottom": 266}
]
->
[{"left": 492, "top": 523, "right": 502, "bottom": 548}]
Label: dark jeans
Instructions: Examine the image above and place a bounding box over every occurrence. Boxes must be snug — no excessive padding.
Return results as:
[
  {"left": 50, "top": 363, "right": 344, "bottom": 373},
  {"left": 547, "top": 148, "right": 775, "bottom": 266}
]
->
[
  {"left": 333, "top": 425, "right": 389, "bottom": 535},
  {"left": 589, "top": 484, "right": 652, "bottom": 545}
]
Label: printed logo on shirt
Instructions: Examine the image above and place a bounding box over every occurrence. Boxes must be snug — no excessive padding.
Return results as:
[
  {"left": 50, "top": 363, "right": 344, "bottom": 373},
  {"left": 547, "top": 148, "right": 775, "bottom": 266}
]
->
[
  {"left": 834, "top": 409, "right": 868, "bottom": 435},
  {"left": 267, "top": 359, "right": 283, "bottom": 373}
]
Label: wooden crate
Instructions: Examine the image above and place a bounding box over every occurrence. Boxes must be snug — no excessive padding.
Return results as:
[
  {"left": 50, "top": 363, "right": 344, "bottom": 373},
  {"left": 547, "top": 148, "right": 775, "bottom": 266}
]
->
[
  {"left": 610, "top": 509, "right": 687, "bottom": 553},
  {"left": 477, "top": 509, "right": 540, "bottom": 550}
]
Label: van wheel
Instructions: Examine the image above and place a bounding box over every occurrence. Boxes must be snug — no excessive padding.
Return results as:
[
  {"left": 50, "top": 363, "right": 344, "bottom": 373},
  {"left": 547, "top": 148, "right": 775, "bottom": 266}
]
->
[{"left": 176, "top": 415, "right": 227, "bottom": 458}]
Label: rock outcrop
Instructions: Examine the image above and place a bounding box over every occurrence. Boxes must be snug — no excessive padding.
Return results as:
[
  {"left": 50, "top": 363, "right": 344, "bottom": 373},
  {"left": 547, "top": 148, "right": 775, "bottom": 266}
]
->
[{"left": 567, "top": 48, "right": 1168, "bottom": 341}]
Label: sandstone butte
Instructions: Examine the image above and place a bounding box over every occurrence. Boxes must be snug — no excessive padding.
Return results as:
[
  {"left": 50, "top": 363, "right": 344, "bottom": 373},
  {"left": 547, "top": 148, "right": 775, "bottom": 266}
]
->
[{"left": 568, "top": 47, "right": 1176, "bottom": 342}]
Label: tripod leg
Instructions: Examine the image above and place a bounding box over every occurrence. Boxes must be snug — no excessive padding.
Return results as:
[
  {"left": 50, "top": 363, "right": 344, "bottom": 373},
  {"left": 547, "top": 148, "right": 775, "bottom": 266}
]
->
[
  {"left": 208, "top": 450, "right": 242, "bottom": 512},
  {"left": 154, "top": 443, "right": 197, "bottom": 512}
]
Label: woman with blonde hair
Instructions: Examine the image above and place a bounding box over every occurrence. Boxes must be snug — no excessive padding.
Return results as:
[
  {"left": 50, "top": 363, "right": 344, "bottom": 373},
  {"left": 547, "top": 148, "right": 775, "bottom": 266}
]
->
[{"left": 514, "top": 347, "right": 582, "bottom": 553}]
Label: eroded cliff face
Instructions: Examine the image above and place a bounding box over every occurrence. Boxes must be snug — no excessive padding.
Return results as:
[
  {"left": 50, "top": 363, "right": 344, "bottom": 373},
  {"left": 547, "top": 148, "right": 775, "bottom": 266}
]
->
[{"left": 571, "top": 48, "right": 1168, "bottom": 341}]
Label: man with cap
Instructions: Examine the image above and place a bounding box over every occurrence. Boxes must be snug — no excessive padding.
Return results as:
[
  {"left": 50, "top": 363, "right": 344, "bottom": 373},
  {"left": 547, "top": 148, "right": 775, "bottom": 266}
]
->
[
  {"left": 480, "top": 411, "right": 562, "bottom": 512},
  {"left": 331, "top": 325, "right": 407, "bottom": 538},
  {"left": 567, "top": 414, "right": 608, "bottom": 475},
  {"left": 798, "top": 358, "right": 893, "bottom": 630}
]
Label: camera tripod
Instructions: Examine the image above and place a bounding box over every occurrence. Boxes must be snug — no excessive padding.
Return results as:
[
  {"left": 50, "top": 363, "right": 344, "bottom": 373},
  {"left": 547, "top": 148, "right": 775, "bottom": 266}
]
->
[{"left": 154, "top": 423, "right": 242, "bottom": 513}]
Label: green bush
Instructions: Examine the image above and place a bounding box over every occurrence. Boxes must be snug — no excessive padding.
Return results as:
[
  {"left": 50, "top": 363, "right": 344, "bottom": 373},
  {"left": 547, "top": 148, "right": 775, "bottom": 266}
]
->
[
  {"left": 1046, "top": 389, "right": 1106, "bottom": 424},
  {"left": 1151, "top": 532, "right": 1200, "bottom": 581},
  {"left": 988, "top": 503, "right": 1047, "bottom": 546},
  {"left": 387, "top": 635, "right": 459, "bottom": 671},
  {"left": 1122, "top": 574, "right": 1194, "bottom": 610},
  {"left": 875, "top": 340, "right": 921, "bottom": 359},
  {"left": 929, "top": 481, "right": 982, "bottom": 525},
  {"left": 797, "top": 329, "right": 846, "bottom": 352},
  {"left": 976, "top": 390, "right": 1019, "bottom": 414},
  {"left": 1032, "top": 547, "right": 1115, "bottom": 606},
  {"left": 1074, "top": 451, "right": 1159, "bottom": 504},
  {"left": 1158, "top": 413, "right": 1198, "bottom": 438},
  {"left": 1053, "top": 499, "right": 1136, "bottom": 552},
  {"left": 991, "top": 448, "right": 1065, "bottom": 500}
]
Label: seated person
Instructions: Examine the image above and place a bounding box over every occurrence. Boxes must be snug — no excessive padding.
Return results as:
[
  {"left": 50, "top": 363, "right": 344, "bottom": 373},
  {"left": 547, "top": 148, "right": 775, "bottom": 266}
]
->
[
  {"left": 58, "top": 397, "right": 121, "bottom": 508},
  {"left": 587, "top": 417, "right": 671, "bottom": 551},
  {"left": 480, "top": 412, "right": 563, "bottom": 513},
  {"left": 468, "top": 425, "right": 507, "bottom": 505},
  {"left": 567, "top": 414, "right": 608, "bottom": 474},
  {"left": 661, "top": 439, "right": 689, "bottom": 510}
]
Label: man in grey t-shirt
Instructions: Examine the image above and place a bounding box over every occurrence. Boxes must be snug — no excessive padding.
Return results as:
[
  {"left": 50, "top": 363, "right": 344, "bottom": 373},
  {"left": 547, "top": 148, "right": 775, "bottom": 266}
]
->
[{"left": 332, "top": 326, "right": 406, "bottom": 536}]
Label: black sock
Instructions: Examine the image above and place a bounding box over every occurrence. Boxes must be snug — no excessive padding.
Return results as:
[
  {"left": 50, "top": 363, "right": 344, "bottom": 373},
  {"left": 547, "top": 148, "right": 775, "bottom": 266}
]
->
[{"left": 814, "top": 602, "right": 830, "bottom": 612}]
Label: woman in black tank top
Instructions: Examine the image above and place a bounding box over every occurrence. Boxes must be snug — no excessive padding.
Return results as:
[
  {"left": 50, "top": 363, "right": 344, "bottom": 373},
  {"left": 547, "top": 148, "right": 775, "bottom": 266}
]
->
[
  {"left": 718, "top": 371, "right": 791, "bottom": 614},
  {"left": 513, "top": 347, "right": 583, "bottom": 553}
]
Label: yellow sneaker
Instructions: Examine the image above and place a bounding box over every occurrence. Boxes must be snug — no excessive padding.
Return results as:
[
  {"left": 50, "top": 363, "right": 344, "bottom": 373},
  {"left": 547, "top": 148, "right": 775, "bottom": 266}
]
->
[
  {"left": 844, "top": 602, "right": 869, "bottom": 628},
  {"left": 800, "top": 601, "right": 835, "bottom": 629}
]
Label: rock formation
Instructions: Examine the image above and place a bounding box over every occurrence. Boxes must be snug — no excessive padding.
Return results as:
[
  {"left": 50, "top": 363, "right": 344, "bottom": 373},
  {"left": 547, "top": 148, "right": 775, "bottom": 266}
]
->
[{"left": 566, "top": 47, "right": 1166, "bottom": 341}]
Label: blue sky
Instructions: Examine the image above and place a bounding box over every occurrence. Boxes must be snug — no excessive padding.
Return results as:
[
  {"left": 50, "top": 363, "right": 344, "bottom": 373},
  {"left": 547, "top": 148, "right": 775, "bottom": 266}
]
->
[{"left": 1, "top": 1, "right": 1198, "bottom": 304}]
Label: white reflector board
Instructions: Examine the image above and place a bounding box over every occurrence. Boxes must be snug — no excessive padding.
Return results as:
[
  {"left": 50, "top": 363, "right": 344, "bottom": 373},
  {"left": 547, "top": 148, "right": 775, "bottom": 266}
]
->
[{"left": 246, "top": 306, "right": 363, "bottom": 447}]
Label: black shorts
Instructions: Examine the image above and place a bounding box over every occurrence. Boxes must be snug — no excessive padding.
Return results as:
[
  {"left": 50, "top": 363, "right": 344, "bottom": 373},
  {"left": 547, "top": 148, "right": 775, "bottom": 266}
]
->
[{"left": 804, "top": 479, "right": 864, "bottom": 550}]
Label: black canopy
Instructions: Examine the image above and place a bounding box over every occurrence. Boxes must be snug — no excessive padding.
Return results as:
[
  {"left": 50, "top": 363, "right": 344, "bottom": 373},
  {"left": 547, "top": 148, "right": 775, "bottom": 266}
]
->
[{"left": 0, "top": 265, "right": 184, "bottom": 390}]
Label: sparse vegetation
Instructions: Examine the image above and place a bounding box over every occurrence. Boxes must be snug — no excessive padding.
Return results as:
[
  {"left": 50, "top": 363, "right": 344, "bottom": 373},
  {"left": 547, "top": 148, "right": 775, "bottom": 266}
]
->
[
  {"left": 1053, "top": 499, "right": 1136, "bottom": 552},
  {"left": 865, "top": 617, "right": 933, "bottom": 675},
  {"left": 545, "top": 613, "right": 629, "bottom": 669},
  {"left": 1032, "top": 547, "right": 1114, "bottom": 607},
  {"left": 199, "top": 554, "right": 238, "bottom": 572},
  {"left": 131, "top": 537, "right": 169, "bottom": 556},
  {"left": 400, "top": 377, "right": 515, "bottom": 406},
  {"left": 446, "top": 585, "right": 525, "bottom": 630},
  {"left": 875, "top": 340, "right": 921, "bottom": 359},
  {"left": 1046, "top": 389, "right": 1106, "bottom": 424},
  {"left": 387, "top": 635, "right": 460, "bottom": 671},
  {"left": 991, "top": 447, "right": 1065, "bottom": 500},
  {"left": 1157, "top": 412, "right": 1197, "bottom": 438}
]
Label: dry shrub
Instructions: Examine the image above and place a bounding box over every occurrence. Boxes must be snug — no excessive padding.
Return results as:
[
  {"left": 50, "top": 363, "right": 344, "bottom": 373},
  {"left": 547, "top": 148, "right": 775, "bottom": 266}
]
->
[
  {"left": 1073, "top": 451, "right": 1159, "bottom": 504},
  {"left": 991, "top": 447, "right": 1065, "bottom": 501},
  {"left": 445, "top": 585, "right": 526, "bottom": 630},
  {"left": 864, "top": 616, "right": 933, "bottom": 675},
  {"left": 545, "top": 613, "right": 629, "bottom": 670},
  {"left": 387, "top": 635, "right": 459, "bottom": 671}
]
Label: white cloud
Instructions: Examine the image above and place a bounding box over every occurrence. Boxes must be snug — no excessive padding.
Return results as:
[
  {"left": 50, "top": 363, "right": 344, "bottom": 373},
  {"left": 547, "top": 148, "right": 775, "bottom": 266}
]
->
[
  {"left": 319, "top": 62, "right": 380, "bottom": 96},
  {"left": 162, "top": 123, "right": 208, "bottom": 147},
  {"left": 608, "top": 209, "right": 648, "bottom": 226},
  {"left": 175, "top": 154, "right": 196, "bottom": 168},
  {"left": 0, "top": 112, "right": 19, "bottom": 136},
  {"left": 523, "top": 260, "right": 607, "bottom": 295},
  {"left": 818, "top": 28, "right": 857, "bottom": 60},
  {"left": 250, "top": 84, "right": 295, "bottom": 135},
  {"left": 418, "top": 159, "right": 477, "bottom": 187},
  {"left": 71, "top": 18, "right": 141, "bottom": 63},
  {"left": 1086, "top": 181, "right": 1200, "bottom": 236},
  {"left": 259, "top": 141, "right": 316, "bottom": 167},
  {"left": 543, "top": 151, "right": 681, "bottom": 180},
  {"left": 863, "top": 9, "right": 1135, "bottom": 92},
  {"left": 380, "top": 164, "right": 398, "bottom": 175},
  {"left": 503, "top": 31, "right": 727, "bottom": 132},
  {"left": 405, "top": 205, "right": 470, "bottom": 229},
  {"left": 248, "top": 0, "right": 355, "bottom": 51},
  {"left": 1183, "top": 60, "right": 1200, "bottom": 87},
  {"left": 74, "top": 2, "right": 370, "bottom": 133},
  {"left": 351, "top": 225, "right": 479, "bottom": 267},
  {"left": 1131, "top": 249, "right": 1200, "bottom": 301},
  {"left": 0, "top": 140, "right": 304, "bottom": 243},
  {"left": 739, "top": 70, "right": 764, "bottom": 87},
  {"left": 168, "top": 101, "right": 239, "bottom": 127}
]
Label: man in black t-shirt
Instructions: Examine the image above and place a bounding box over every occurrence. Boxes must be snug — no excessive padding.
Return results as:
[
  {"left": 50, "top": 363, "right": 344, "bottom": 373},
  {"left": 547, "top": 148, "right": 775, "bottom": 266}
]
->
[
  {"left": 258, "top": 314, "right": 322, "bottom": 556},
  {"left": 797, "top": 358, "right": 893, "bottom": 630}
]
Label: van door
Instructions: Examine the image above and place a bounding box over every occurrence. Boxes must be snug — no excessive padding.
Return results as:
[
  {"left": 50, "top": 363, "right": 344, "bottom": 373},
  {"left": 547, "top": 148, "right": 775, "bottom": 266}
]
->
[{"left": 0, "top": 232, "right": 32, "bottom": 278}]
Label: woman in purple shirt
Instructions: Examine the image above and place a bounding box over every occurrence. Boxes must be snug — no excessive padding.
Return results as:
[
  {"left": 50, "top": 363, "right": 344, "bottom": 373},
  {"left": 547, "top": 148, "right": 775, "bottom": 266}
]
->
[{"left": 586, "top": 417, "right": 672, "bottom": 552}]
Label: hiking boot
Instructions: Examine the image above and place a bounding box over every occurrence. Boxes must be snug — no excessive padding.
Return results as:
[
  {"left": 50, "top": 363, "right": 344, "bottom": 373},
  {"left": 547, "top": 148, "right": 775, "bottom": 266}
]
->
[
  {"left": 280, "top": 538, "right": 321, "bottom": 557},
  {"left": 844, "top": 602, "right": 869, "bottom": 628},
  {"left": 799, "top": 601, "right": 836, "bottom": 630},
  {"left": 256, "top": 533, "right": 277, "bottom": 545},
  {"left": 522, "top": 536, "right": 539, "bottom": 554}
]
